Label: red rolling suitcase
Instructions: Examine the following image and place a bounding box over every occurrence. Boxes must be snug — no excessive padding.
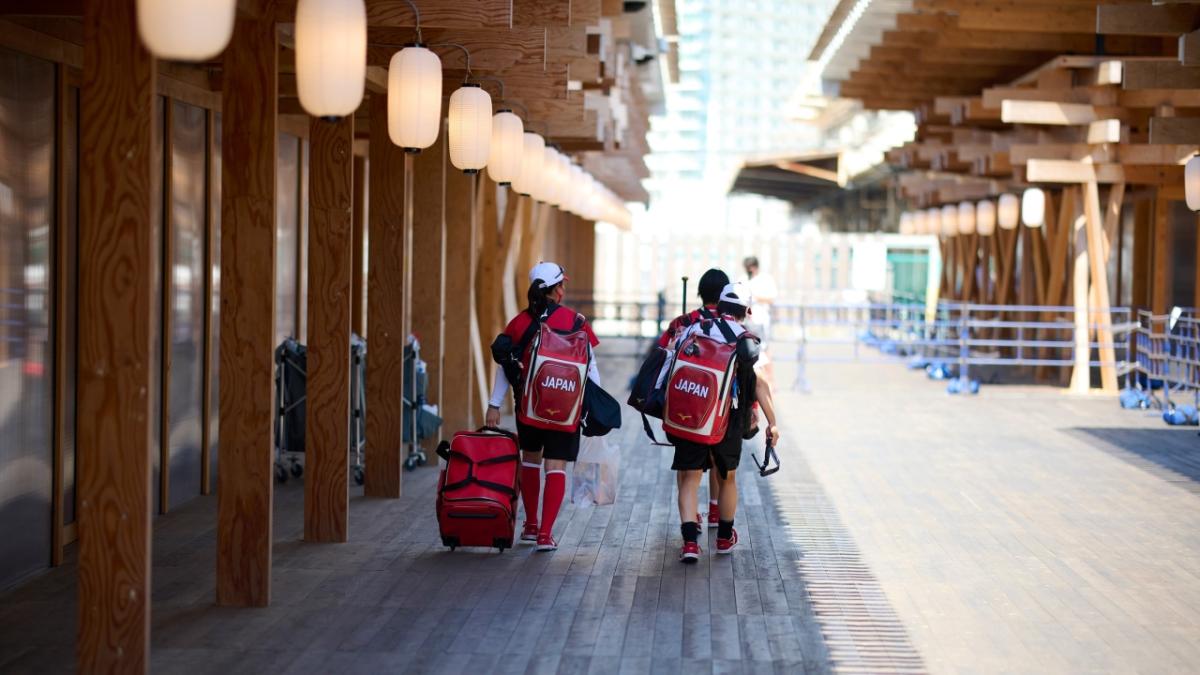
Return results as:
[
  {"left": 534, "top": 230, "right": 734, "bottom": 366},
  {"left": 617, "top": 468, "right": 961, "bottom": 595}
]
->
[{"left": 435, "top": 427, "right": 521, "bottom": 551}]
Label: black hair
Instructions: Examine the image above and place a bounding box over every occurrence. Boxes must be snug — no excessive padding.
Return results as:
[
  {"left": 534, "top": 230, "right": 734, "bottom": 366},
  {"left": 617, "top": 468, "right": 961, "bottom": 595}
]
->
[
  {"left": 527, "top": 280, "right": 561, "bottom": 319},
  {"left": 743, "top": 256, "right": 759, "bottom": 270},
  {"left": 718, "top": 301, "right": 747, "bottom": 320},
  {"left": 697, "top": 268, "right": 730, "bottom": 305}
]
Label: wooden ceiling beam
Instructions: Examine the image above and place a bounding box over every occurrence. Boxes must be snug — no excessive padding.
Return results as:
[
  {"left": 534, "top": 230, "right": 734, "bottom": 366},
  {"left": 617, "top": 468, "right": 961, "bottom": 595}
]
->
[
  {"left": 1026, "top": 159, "right": 1183, "bottom": 184},
  {"left": 1149, "top": 116, "right": 1200, "bottom": 143},
  {"left": 365, "top": 27, "right": 545, "bottom": 70},
  {"left": 1097, "top": 3, "right": 1200, "bottom": 36}
]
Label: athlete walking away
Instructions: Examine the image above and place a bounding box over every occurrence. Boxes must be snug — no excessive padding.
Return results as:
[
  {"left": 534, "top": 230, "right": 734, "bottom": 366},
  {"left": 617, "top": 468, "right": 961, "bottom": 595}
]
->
[
  {"left": 487, "top": 262, "right": 601, "bottom": 551},
  {"left": 667, "top": 283, "right": 779, "bottom": 562},
  {"left": 658, "top": 268, "right": 730, "bottom": 530}
]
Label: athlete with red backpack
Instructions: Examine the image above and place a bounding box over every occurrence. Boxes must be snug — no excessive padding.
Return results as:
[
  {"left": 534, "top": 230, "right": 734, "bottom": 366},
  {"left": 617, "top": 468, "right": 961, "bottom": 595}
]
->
[
  {"left": 657, "top": 268, "right": 730, "bottom": 529},
  {"left": 487, "top": 262, "right": 600, "bottom": 551},
  {"left": 664, "top": 282, "right": 779, "bottom": 562}
]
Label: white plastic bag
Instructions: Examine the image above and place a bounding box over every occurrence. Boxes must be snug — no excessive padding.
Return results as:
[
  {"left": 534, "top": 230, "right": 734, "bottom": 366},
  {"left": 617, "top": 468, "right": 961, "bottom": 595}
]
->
[{"left": 572, "top": 436, "right": 620, "bottom": 506}]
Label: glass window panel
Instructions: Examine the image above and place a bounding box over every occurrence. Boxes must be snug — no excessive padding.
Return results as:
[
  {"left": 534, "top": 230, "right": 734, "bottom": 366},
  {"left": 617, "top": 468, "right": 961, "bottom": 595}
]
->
[
  {"left": 276, "top": 133, "right": 299, "bottom": 346},
  {"left": 0, "top": 47, "right": 55, "bottom": 590},
  {"left": 62, "top": 84, "right": 78, "bottom": 526},
  {"left": 166, "top": 100, "right": 206, "bottom": 509}
]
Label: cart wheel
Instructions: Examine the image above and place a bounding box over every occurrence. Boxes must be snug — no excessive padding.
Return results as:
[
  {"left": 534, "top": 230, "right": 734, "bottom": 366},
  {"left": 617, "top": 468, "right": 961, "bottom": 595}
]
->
[
  {"left": 404, "top": 455, "right": 418, "bottom": 472},
  {"left": 274, "top": 464, "right": 287, "bottom": 484},
  {"left": 353, "top": 467, "right": 364, "bottom": 486},
  {"left": 449, "top": 545, "right": 456, "bottom": 552},
  {"left": 416, "top": 451, "right": 428, "bottom": 466},
  {"left": 290, "top": 462, "right": 303, "bottom": 478}
]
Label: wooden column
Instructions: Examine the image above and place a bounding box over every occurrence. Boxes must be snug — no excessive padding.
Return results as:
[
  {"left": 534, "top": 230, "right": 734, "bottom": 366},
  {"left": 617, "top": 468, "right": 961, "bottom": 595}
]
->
[
  {"left": 77, "top": 0, "right": 155, "bottom": 668},
  {"left": 444, "top": 163, "right": 479, "bottom": 433},
  {"left": 1151, "top": 191, "right": 1170, "bottom": 315},
  {"left": 1069, "top": 201, "right": 1091, "bottom": 393},
  {"left": 574, "top": 217, "right": 596, "bottom": 296},
  {"left": 476, "top": 179, "right": 503, "bottom": 356},
  {"left": 217, "top": 0, "right": 277, "bottom": 607},
  {"left": 364, "top": 94, "right": 405, "bottom": 498},
  {"left": 411, "top": 126, "right": 447, "bottom": 440},
  {"left": 304, "top": 115, "right": 354, "bottom": 542},
  {"left": 501, "top": 196, "right": 528, "bottom": 321},
  {"left": 1083, "top": 180, "right": 1119, "bottom": 392}
]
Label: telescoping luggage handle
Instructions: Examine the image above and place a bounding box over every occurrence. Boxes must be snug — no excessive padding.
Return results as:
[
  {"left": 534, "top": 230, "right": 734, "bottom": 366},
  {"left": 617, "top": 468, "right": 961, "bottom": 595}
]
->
[
  {"left": 435, "top": 426, "right": 519, "bottom": 461},
  {"left": 752, "top": 439, "right": 780, "bottom": 477}
]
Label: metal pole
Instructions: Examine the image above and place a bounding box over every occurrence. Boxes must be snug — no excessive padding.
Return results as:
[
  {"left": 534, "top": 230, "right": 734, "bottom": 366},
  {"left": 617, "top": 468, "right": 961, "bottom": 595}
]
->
[{"left": 681, "top": 276, "right": 689, "bottom": 316}]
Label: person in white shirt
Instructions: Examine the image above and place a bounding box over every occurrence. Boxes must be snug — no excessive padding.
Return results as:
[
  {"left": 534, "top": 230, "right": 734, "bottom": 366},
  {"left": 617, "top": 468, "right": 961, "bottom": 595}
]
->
[{"left": 743, "top": 256, "right": 778, "bottom": 383}]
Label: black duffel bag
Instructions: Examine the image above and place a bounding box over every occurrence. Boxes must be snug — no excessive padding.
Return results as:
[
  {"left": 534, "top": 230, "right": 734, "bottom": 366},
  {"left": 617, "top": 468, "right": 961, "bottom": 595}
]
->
[
  {"left": 582, "top": 379, "right": 622, "bottom": 437},
  {"left": 626, "top": 346, "right": 667, "bottom": 419}
]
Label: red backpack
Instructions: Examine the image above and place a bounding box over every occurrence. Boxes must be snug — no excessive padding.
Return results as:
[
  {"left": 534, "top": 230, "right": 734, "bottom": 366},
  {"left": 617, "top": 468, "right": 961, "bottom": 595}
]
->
[
  {"left": 518, "top": 310, "right": 591, "bottom": 433},
  {"left": 661, "top": 319, "right": 740, "bottom": 445}
]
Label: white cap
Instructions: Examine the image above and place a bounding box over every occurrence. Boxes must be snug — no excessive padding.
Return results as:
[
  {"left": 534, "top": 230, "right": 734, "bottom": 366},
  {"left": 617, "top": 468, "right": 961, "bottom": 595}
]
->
[
  {"left": 719, "top": 282, "right": 751, "bottom": 308},
  {"left": 529, "top": 261, "right": 566, "bottom": 289}
]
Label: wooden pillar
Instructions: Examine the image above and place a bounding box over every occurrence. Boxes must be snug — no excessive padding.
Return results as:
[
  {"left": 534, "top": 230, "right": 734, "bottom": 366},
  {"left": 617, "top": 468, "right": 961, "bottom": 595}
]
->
[
  {"left": 364, "top": 93, "right": 405, "bottom": 498},
  {"left": 476, "top": 179, "right": 503, "bottom": 354},
  {"left": 501, "top": 196, "right": 528, "bottom": 321},
  {"left": 411, "top": 124, "right": 447, "bottom": 440},
  {"left": 77, "top": 0, "right": 155, "bottom": 668},
  {"left": 351, "top": 156, "right": 367, "bottom": 337},
  {"left": 304, "top": 116, "right": 354, "bottom": 542},
  {"left": 217, "top": 0, "right": 278, "bottom": 607},
  {"left": 1151, "top": 191, "right": 1170, "bottom": 315},
  {"left": 574, "top": 217, "right": 596, "bottom": 297},
  {"left": 444, "top": 163, "right": 479, "bottom": 433},
  {"left": 1069, "top": 200, "right": 1091, "bottom": 393}
]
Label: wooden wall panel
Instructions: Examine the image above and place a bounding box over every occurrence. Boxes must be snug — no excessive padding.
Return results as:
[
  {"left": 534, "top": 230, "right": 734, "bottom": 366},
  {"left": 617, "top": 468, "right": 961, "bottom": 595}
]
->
[
  {"left": 443, "top": 167, "right": 478, "bottom": 433},
  {"left": 77, "top": 0, "right": 155, "bottom": 668},
  {"left": 365, "top": 93, "right": 405, "bottom": 498},
  {"left": 411, "top": 128, "right": 447, "bottom": 431},
  {"left": 217, "top": 0, "right": 277, "bottom": 608},
  {"left": 304, "top": 115, "right": 354, "bottom": 542}
]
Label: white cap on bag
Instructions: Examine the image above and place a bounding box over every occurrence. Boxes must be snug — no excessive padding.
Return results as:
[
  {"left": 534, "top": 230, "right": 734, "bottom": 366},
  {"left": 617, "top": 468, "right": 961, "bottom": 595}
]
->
[
  {"left": 719, "top": 282, "right": 752, "bottom": 308},
  {"left": 529, "top": 261, "right": 566, "bottom": 288}
]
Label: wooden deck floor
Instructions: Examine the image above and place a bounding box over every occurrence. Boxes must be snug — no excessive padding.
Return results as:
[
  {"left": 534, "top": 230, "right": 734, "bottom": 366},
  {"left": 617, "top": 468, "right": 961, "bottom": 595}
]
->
[{"left": 3, "top": 343, "right": 1200, "bottom": 673}]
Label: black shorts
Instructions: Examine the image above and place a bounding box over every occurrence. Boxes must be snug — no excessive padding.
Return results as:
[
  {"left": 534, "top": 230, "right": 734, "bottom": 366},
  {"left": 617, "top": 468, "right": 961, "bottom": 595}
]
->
[
  {"left": 668, "top": 430, "right": 743, "bottom": 478},
  {"left": 516, "top": 420, "right": 581, "bottom": 462}
]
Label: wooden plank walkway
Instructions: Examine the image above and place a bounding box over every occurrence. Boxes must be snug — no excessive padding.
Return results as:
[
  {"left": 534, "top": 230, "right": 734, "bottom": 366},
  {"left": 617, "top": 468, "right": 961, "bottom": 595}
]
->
[
  {"left": 2, "top": 347, "right": 878, "bottom": 674},
  {"left": 6, "top": 341, "right": 1200, "bottom": 673}
]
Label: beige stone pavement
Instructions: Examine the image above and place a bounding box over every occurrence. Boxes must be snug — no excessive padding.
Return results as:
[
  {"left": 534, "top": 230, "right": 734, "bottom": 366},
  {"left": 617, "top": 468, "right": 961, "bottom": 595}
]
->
[{"left": 778, "top": 353, "right": 1200, "bottom": 674}]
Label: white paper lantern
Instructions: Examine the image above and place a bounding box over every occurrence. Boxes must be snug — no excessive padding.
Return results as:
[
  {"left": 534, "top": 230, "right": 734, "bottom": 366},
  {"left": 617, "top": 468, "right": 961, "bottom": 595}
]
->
[
  {"left": 898, "top": 212, "right": 912, "bottom": 235},
  {"left": 486, "top": 110, "right": 524, "bottom": 186},
  {"left": 957, "top": 201, "right": 975, "bottom": 235},
  {"left": 941, "top": 205, "right": 958, "bottom": 237},
  {"left": 295, "top": 0, "right": 367, "bottom": 118},
  {"left": 997, "top": 194, "right": 1019, "bottom": 230},
  {"left": 137, "top": 0, "right": 236, "bottom": 61},
  {"left": 540, "top": 148, "right": 567, "bottom": 206},
  {"left": 976, "top": 200, "right": 996, "bottom": 236},
  {"left": 1022, "top": 188, "right": 1045, "bottom": 227},
  {"left": 1187, "top": 155, "right": 1200, "bottom": 211},
  {"left": 512, "top": 133, "right": 545, "bottom": 196},
  {"left": 925, "top": 208, "right": 940, "bottom": 237},
  {"left": 448, "top": 84, "right": 492, "bottom": 172},
  {"left": 388, "top": 46, "right": 442, "bottom": 151}
]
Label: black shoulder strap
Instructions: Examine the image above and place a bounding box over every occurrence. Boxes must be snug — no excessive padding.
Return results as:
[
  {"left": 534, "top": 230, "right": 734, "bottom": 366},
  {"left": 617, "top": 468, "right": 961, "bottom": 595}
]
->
[
  {"left": 714, "top": 318, "right": 738, "bottom": 344},
  {"left": 571, "top": 312, "right": 585, "bottom": 332},
  {"left": 698, "top": 307, "right": 715, "bottom": 321}
]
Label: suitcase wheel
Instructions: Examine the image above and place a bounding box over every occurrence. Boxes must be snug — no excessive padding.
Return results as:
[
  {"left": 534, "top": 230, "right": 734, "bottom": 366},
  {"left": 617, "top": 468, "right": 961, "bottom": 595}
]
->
[
  {"left": 494, "top": 538, "right": 513, "bottom": 551},
  {"left": 274, "top": 464, "right": 288, "bottom": 484},
  {"left": 353, "top": 467, "right": 364, "bottom": 486}
]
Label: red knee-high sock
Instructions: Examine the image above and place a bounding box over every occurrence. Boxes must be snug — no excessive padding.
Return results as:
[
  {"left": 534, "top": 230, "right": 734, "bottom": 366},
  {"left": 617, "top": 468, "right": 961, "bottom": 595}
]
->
[
  {"left": 540, "top": 470, "right": 567, "bottom": 536},
  {"left": 520, "top": 463, "right": 542, "bottom": 525}
]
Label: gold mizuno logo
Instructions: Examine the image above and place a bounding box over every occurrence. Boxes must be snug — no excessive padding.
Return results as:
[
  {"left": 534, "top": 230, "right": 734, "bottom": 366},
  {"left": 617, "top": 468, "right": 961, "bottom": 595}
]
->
[{"left": 546, "top": 408, "right": 561, "bottom": 415}]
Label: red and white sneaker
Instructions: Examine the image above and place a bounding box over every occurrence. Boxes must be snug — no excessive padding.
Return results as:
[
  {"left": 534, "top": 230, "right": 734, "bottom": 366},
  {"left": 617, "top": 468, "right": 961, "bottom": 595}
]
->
[
  {"left": 679, "top": 541, "right": 701, "bottom": 564},
  {"left": 707, "top": 504, "right": 720, "bottom": 528},
  {"left": 715, "top": 528, "right": 738, "bottom": 554},
  {"left": 520, "top": 522, "right": 539, "bottom": 542},
  {"left": 536, "top": 533, "right": 558, "bottom": 552}
]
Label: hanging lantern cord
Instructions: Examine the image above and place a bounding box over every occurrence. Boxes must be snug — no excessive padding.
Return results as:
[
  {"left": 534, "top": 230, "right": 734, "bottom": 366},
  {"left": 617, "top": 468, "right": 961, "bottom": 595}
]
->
[
  {"left": 428, "top": 42, "right": 472, "bottom": 82},
  {"left": 474, "top": 75, "right": 507, "bottom": 102},
  {"left": 401, "top": 0, "right": 423, "bottom": 43}
]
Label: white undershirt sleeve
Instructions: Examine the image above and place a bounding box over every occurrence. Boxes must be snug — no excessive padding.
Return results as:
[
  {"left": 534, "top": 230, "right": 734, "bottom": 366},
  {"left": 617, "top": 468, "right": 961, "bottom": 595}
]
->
[
  {"left": 587, "top": 345, "right": 601, "bottom": 385},
  {"left": 488, "top": 366, "right": 510, "bottom": 409}
]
